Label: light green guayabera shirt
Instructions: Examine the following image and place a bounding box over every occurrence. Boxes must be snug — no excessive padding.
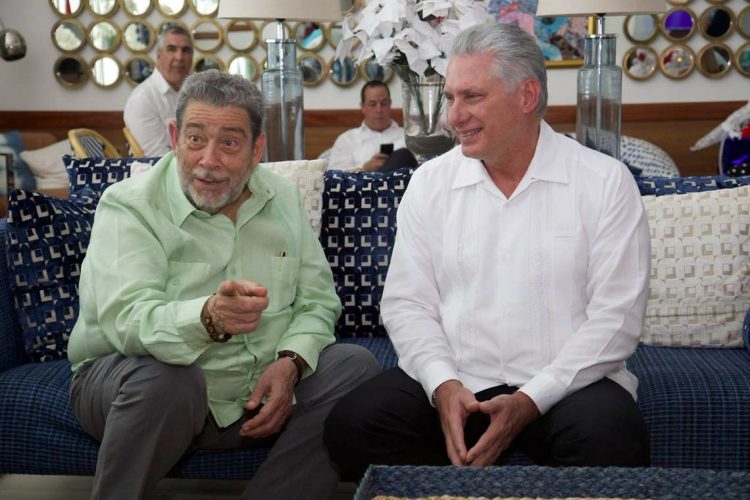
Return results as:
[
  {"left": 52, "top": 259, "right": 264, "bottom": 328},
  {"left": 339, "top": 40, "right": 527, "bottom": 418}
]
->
[{"left": 68, "top": 152, "right": 341, "bottom": 427}]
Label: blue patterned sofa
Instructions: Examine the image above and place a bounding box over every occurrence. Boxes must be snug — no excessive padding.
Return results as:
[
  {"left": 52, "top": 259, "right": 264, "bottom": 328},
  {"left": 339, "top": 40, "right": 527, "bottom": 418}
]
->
[{"left": 1, "top": 156, "right": 750, "bottom": 485}]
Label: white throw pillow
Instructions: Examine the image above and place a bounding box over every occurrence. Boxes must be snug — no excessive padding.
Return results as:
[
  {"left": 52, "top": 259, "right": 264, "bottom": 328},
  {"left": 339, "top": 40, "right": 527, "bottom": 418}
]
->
[
  {"left": 642, "top": 186, "right": 750, "bottom": 347},
  {"left": 259, "top": 159, "right": 326, "bottom": 236},
  {"left": 19, "top": 139, "right": 73, "bottom": 189}
]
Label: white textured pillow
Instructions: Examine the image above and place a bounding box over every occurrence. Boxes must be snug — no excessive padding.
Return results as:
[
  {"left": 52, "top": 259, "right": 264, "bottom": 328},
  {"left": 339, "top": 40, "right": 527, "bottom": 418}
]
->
[
  {"left": 19, "top": 139, "right": 73, "bottom": 189},
  {"left": 642, "top": 186, "right": 750, "bottom": 347},
  {"left": 259, "top": 159, "right": 326, "bottom": 236}
]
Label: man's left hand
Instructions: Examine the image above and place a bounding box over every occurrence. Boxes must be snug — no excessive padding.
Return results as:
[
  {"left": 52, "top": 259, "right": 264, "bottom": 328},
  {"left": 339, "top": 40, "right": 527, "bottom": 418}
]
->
[
  {"left": 239, "top": 358, "right": 297, "bottom": 438},
  {"left": 465, "top": 391, "right": 540, "bottom": 466}
]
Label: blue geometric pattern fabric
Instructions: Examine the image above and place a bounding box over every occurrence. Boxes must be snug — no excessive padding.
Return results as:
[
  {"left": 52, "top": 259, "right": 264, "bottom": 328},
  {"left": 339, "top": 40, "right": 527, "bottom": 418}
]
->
[
  {"left": 5, "top": 190, "right": 97, "bottom": 362},
  {"left": 636, "top": 175, "right": 750, "bottom": 196},
  {"left": 64, "top": 155, "right": 160, "bottom": 199},
  {"left": 321, "top": 168, "right": 414, "bottom": 338}
]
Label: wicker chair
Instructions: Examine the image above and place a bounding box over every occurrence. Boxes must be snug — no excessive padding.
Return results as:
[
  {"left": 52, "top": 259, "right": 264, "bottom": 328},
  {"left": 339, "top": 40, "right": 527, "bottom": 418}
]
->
[
  {"left": 67, "top": 128, "right": 120, "bottom": 159},
  {"left": 122, "top": 127, "right": 146, "bottom": 157}
]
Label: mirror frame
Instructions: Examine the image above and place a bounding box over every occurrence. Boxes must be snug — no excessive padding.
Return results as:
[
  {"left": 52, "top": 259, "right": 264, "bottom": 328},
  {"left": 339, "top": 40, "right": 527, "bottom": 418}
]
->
[
  {"left": 699, "top": 5, "right": 735, "bottom": 42},
  {"left": 706, "top": 0, "right": 730, "bottom": 4},
  {"left": 658, "top": 43, "right": 695, "bottom": 79},
  {"left": 86, "top": 0, "right": 118, "bottom": 17},
  {"left": 293, "top": 22, "right": 326, "bottom": 53},
  {"left": 155, "top": 0, "right": 188, "bottom": 17},
  {"left": 193, "top": 54, "right": 225, "bottom": 72},
  {"left": 735, "top": 42, "right": 750, "bottom": 77},
  {"left": 189, "top": 0, "right": 218, "bottom": 17},
  {"left": 51, "top": 19, "right": 87, "bottom": 53},
  {"left": 622, "top": 45, "right": 658, "bottom": 80},
  {"left": 121, "top": 0, "right": 154, "bottom": 17},
  {"left": 660, "top": 7, "right": 697, "bottom": 42},
  {"left": 49, "top": 0, "right": 85, "bottom": 17},
  {"left": 737, "top": 6, "right": 750, "bottom": 40},
  {"left": 225, "top": 20, "right": 259, "bottom": 52},
  {"left": 298, "top": 53, "right": 326, "bottom": 87},
  {"left": 191, "top": 18, "right": 224, "bottom": 53},
  {"left": 624, "top": 14, "right": 659, "bottom": 44},
  {"left": 666, "top": 0, "right": 693, "bottom": 5},
  {"left": 340, "top": 0, "right": 360, "bottom": 15},
  {"left": 88, "top": 19, "right": 121, "bottom": 53},
  {"left": 227, "top": 54, "right": 259, "bottom": 82},
  {"left": 359, "top": 56, "right": 393, "bottom": 83},
  {"left": 325, "top": 22, "right": 343, "bottom": 50},
  {"left": 122, "top": 19, "right": 156, "bottom": 53},
  {"left": 259, "top": 21, "right": 291, "bottom": 49},
  {"left": 90, "top": 54, "right": 123, "bottom": 88},
  {"left": 328, "top": 56, "right": 359, "bottom": 87},
  {"left": 124, "top": 54, "right": 155, "bottom": 86},
  {"left": 54, "top": 54, "right": 89, "bottom": 88},
  {"left": 696, "top": 42, "right": 733, "bottom": 78}
]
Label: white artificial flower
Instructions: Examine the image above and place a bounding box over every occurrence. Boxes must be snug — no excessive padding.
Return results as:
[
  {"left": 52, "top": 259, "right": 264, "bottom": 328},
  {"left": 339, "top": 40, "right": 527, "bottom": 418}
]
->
[{"left": 337, "top": 0, "right": 493, "bottom": 77}]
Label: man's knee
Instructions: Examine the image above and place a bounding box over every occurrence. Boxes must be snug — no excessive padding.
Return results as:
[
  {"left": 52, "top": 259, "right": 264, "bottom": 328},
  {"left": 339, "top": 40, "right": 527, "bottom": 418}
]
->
[{"left": 315, "top": 344, "right": 381, "bottom": 393}]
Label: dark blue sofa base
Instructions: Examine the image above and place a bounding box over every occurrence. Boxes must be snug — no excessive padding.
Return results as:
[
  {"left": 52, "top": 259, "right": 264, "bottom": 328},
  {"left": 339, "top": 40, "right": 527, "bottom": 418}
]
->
[{"left": 2, "top": 339, "right": 750, "bottom": 477}]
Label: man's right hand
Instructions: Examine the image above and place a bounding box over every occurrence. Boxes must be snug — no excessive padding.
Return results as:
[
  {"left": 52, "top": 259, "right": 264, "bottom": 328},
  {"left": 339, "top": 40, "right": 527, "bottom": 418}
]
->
[
  {"left": 361, "top": 153, "right": 388, "bottom": 172},
  {"left": 433, "top": 379, "right": 480, "bottom": 466},
  {"left": 208, "top": 279, "right": 269, "bottom": 335}
]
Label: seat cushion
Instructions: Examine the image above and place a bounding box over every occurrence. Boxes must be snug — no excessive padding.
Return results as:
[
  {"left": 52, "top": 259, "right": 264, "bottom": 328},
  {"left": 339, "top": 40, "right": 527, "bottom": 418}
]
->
[{"left": 627, "top": 345, "right": 750, "bottom": 469}]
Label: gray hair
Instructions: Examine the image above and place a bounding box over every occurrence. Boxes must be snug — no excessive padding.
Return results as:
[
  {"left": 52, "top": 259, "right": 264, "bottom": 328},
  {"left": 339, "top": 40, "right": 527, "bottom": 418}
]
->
[
  {"left": 176, "top": 70, "right": 265, "bottom": 143},
  {"left": 157, "top": 24, "right": 192, "bottom": 51},
  {"left": 451, "top": 23, "right": 548, "bottom": 117}
]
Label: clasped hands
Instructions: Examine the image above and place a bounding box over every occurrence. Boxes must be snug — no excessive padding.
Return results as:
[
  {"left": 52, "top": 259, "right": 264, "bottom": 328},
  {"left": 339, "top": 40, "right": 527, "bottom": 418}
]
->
[
  {"left": 205, "top": 279, "right": 298, "bottom": 439},
  {"left": 434, "top": 380, "right": 540, "bottom": 467}
]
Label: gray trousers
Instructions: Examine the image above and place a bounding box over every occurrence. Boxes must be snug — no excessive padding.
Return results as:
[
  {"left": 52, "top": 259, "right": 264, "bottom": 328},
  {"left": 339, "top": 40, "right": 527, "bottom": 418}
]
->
[{"left": 69, "top": 344, "right": 380, "bottom": 500}]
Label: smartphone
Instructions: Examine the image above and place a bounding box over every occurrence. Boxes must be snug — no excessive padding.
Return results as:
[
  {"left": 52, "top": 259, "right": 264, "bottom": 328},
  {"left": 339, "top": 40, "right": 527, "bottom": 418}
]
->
[{"left": 380, "top": 143, "right": 394, "bottom": 155}]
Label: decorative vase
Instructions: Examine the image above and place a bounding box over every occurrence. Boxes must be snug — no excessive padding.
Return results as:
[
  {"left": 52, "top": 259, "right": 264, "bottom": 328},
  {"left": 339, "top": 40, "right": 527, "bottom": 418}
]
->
[{"left": 394, "top": 66, "right": 455, "bottom": 163}]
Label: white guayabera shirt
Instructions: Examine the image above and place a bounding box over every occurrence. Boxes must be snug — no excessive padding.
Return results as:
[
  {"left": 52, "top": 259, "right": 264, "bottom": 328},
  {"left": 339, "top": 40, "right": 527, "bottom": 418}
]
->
[{"left": 381, "top": 121, "right": 651, "bottom": 414}]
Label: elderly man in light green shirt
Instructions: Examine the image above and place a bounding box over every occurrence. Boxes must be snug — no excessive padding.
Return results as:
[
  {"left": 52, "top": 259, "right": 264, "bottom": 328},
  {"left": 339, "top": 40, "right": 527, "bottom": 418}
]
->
[{"left": 67, "top": 70, "right": 379, "bottom": 500}]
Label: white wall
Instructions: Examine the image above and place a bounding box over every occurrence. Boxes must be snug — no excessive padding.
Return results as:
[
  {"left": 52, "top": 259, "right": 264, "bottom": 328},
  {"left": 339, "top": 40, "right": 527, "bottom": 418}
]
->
[{"left": 0, "top": 0, "right": 747, "bottom": 112}]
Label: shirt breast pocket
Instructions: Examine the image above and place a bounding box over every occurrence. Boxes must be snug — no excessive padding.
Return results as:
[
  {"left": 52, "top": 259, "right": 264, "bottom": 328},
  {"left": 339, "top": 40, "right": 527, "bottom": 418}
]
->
[{"left": 267, "top": 255, "right": 297, "bottom": 313}]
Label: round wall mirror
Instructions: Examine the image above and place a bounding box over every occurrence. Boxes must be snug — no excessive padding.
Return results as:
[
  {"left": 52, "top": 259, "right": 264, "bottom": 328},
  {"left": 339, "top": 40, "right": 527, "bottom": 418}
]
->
[
  {"left": 226, "top": 20, "right": 258, "bottom": 52},
  {"left": 50, "top": 0, "right": 84, "bottom": 17},
  {"left": 624, "top": 14, "right": 659, "bottom": 43},
  {"left": 88, "top": 20, "right": 121, "bottom": 53},
  {"left": 90, "top": 54, "right": 122, "bottom": 88},
  {"left": 124, "top": 55, "right": 155, "bottom": 85},
  {"left": 190, "top": 0, "right": 218, "bottom": 17},
  {"left": 735, "top": 42, "right": 750, "bottom": 77},
  {"left": 360, "top": 56, "right": 393, "bottom": 82},
  {"left": 260, "top": 21, "right": 291, "bottom": 48},
  {"left": 298, "top": 53, "right": 326, "bottom": 86},
  {"left": 661, "top": 8, "right": 697, "bottom": 41},
  {"left": 659, "top": 44, "right": 695, "bottom": 79},
  {"left": 122, "top": 0, "right": 153, "bottom": 17},
  {"left": 191, "top": 18, "right": 223, "bottom": 53},
  {"left": 666, "top": 0, "right": 693, "bottom": 4},
  {"left": 329, "top": 56, "right": 358, "bottom": 87},
  {"left": 87, "top": 0, "right": 118, "bottom": 17},
  {"left": 228, "top": 54, "right": 258, "bottom": 81},
  {"left": 340, "top": 0, "right": 359, "bottom": 15},
  {"left": 52, "top": 19, "right": 87, "bottom": 52},
  {"left": 156, "top": 0, "right": 187, "bottom": 17},
  {"left": 623, "top": 46, "right": 658, "bottom": 80},
  {"left": 193, "top": 55, "right": 224, "bottom": 72},
  {"left": 696, "top": 43, "right": 733, "bottom": 78},
  {"left": 700, "top": 6, "right": 734, "bottom": 41},
  {"left": 54, "top": 54, "right": 88, "bottom": 87},
  {"left": 326, "top": 23, "right": 343, "bottom": 50},
  {"left": 737, "top": 6, "right": 750, "bottom": 39},
  {"left": 294, "top": 22, "right": 326, "bottom": 52},
  {"left": 158, "top": 20, "right": 189, "bottom": 36},
  {"left": 123, "top": 20, "right": 155, "bottom": 53}
]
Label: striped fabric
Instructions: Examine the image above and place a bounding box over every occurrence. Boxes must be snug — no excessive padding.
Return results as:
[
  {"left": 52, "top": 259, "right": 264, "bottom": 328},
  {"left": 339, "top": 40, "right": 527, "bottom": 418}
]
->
[{"left": 78, "top": 135, "right": 105, "bottom": 159}]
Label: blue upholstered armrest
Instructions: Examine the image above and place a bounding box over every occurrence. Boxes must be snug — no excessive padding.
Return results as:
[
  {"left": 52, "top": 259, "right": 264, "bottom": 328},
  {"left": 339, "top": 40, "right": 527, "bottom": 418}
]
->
[{"left": 0, "top": 219, "right": 26, "bottom": 372}]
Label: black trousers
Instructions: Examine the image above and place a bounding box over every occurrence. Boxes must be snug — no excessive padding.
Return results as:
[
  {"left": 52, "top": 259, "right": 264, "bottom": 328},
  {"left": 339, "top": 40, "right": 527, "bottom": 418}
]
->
[{"left": 324, "top": 367, "right": 649, "bottom": 481}]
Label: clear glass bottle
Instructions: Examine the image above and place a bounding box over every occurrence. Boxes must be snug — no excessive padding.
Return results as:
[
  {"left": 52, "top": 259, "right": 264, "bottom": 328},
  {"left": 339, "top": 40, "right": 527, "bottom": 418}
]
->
[
  {"left": 576, "top": 34, "right": 622, "bottom": 160},
  {"left": 262, "top": 39, "right": 303, "bottom": 161}
]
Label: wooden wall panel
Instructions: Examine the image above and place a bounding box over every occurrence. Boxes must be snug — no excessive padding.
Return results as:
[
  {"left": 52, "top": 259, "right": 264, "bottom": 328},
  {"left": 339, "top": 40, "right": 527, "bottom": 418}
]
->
[{"left": 0, "top": 100, "right": 742, "bottom": 177}]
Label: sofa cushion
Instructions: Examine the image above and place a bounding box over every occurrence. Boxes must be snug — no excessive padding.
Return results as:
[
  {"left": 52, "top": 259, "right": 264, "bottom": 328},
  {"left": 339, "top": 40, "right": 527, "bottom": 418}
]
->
[
  {"left": 636, "top": 175, "right": 750, "bottom": 196},
  {"left": 641, "top": 186, "right": 750, "bottom": 347},
  {"left": 5, "top": 190, "right": 97, "bottom": 361},
  {"left": 261, "top": 159, "right": 326, "bottom": 236},
  {"left": 64, "top": 155, "right": 160, "bottom": 199},
  {"left": 321, "top": 168, "right": 414, "bottom": 338},
  {"left": 20, "top": 140, "right": 74, "bottom": 190},
  {"left": 0, "top": 130, "right": 37, "bottom": 191}
]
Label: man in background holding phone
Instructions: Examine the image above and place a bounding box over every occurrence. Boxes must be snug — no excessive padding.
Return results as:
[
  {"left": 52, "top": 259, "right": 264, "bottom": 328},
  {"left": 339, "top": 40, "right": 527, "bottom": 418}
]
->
[{"left": 327, "top": 81, "right": 416, "bottom": 172}]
